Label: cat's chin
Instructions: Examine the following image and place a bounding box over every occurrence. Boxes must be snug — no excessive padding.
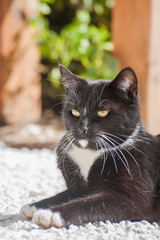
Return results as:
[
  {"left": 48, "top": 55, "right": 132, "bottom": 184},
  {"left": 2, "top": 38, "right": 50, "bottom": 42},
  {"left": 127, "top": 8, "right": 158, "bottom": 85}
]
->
[
  {"left": 78, "top": 139, "right": 88, "bottom": 148},
  {"left": 76, "top": 139, "right": 98, "bottom": 150}
]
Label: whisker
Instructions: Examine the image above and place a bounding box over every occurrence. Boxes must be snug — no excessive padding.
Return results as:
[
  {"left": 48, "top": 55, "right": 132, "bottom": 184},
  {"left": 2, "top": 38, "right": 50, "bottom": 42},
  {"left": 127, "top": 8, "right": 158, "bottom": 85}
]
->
[
  {"left": 100, "top": 131, "right": 126, "bottom": 143},
  {"left": 91, "top": 137, "right": 99, "bottom": 151},
  {"left": 98, "top": 99, "right": 114, "bottom": 108},
  {"left": 98, "top": 83, "right": 107, "bottom": 102},
  {"left": 48, "top": 102, "right": 66, "bottom": 112},
  {"left": 57, "top": 132, "right": 75, "bottom": 178},
  {"left": 66, "top": 96, "right": 77, "bottom": 104},
  {"left": 50, "top": 131, "right": 73, "bottom": 151},
  {"left": 106, "top": 135, "right": 142, "bottom": 176},
  {"left": 49, "top": 141, "right": 58, "bottom": 151},
  {"left": 96, "top": 137, "right": 109, "bottom": 174},
  {"left": 96, "top": 136, "right": 118, "bottom": 174},
  {"left": 97, "top": 133, "right": 131, "bottom": 176},
  {"left": 100, "top": 131, "right": 146, "bottom": 156},
  {"left": 101, "top": 134, "right": 130, "bottom": 169},
  {"left": 100, "top": 132, "right": 141, "bottom": 176}
]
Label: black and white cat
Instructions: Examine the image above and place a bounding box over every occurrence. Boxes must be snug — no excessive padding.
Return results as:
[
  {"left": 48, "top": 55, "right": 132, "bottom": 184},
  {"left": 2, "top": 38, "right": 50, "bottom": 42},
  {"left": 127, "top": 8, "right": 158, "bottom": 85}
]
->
[{"left": 20, "top": 65, "right": 160, "bottom": 228}]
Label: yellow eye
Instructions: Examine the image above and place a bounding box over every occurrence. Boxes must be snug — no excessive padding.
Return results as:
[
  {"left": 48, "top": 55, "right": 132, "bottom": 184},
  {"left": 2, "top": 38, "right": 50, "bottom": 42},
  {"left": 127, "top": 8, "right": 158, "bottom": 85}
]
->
[
  {"left": 97, "top": 110, "right": 109, "bottom": 118},
  {"left": 71, "top": 110, "right": 80, "bottom": 117}
]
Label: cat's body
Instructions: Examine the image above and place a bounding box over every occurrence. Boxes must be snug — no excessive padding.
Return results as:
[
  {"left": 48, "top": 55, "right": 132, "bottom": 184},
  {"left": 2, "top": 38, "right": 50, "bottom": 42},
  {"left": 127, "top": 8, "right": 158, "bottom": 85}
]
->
[{"left": 20, "top": 65, "right": 160, "bottom": 228}]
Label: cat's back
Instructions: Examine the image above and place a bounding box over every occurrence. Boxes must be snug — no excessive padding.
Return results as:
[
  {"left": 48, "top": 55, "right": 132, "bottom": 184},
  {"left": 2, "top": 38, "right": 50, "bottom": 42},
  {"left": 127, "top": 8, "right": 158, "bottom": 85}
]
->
[{"left": 156, "top": 134, "right": 160, "bottom": 141}]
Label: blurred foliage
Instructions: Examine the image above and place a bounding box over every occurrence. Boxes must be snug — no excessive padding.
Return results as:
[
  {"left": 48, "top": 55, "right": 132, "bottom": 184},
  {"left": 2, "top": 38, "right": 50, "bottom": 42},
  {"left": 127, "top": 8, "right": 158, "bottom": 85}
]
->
[{"left": 30, "top": 0, "right": 118, "bottom": 110}]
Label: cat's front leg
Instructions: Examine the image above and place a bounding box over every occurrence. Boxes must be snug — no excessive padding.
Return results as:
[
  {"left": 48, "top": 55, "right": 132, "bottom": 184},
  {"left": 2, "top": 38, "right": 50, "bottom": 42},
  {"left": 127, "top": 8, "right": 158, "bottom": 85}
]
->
[
  {"left": 30, "top": 192, "right": 112, "bottom": 228},
  {"left": 31, "top": 191, "right": 144, "bottom": 228},
  {"left": 20, "top": 190, "right": 74, "bottom": 222}
]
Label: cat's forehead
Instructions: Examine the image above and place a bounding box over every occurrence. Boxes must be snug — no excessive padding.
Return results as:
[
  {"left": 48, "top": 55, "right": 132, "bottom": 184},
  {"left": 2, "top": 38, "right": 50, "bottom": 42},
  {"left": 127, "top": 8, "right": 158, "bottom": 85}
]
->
[
  {"left": 77, "top": 80, "right": 112, "bottom": 108},
  {"left": 93, "top": 79, "right": 111, "bottom": 86},
  {"left": 83, "top": 79, "right": 111, "bottom": 97},
  {"left": 65, "top": 79, "right": 114, "bottom": 111}
]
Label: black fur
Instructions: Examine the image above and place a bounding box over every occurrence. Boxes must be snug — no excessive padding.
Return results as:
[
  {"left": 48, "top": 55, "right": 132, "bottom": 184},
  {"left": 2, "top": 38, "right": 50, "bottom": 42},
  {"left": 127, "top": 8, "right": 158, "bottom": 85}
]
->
[{"left": 29, "top": 65, "right": 160, "bottom": 227}]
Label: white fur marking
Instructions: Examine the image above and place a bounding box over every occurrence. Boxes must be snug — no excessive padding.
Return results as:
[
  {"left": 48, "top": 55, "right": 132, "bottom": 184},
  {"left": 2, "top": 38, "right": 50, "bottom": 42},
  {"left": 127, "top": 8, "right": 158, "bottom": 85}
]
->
[
  {"left": 120, "top": 122, "right": 140, "bottom": 149},
  {"left": 68, "top": 145, "right": 103, "bottom": 180},
  {"left": 20, "top": 204, "right": 38, "bottom": 220},
  {"left": 79, "top": 139, "right": 88, "bottom": 148},
  {"left": 32, "top": 210, "right": 64, "bottom": 228},
  {"left": 83, "top": 107, "right": 87, "bottom": 116},
  {"left": 107, "top": 123, "right": 141, "bottom": 153},
  {"left": 68, "top": 123, "right": 141, "bottom": 180}
]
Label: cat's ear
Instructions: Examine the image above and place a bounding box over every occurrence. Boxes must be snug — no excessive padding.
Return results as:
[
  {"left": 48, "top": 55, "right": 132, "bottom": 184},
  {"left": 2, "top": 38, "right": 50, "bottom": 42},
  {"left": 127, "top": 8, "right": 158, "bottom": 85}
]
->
[
  {"left": 111, "top": 67, "right": 138, "bottom": 100},
  {"left": 59, "top": 64, "right": 80, "bottom": 89}
]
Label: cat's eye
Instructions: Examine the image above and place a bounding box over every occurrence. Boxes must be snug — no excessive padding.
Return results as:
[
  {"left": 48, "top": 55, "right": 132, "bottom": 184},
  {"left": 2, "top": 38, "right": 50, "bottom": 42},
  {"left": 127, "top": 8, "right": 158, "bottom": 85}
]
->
[
  {"left": 97, "top": 110, "right": 109, "bottom": 118},
  {"left": 71, "top": 109, "right": 80, "bottom": 117}
]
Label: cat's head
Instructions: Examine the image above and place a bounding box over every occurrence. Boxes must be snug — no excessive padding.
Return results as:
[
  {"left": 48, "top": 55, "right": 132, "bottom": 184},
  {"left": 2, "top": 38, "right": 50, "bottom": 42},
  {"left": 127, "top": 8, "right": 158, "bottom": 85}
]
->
[{"left": 59, "top": 65, "right": 140, "bottom": 149}]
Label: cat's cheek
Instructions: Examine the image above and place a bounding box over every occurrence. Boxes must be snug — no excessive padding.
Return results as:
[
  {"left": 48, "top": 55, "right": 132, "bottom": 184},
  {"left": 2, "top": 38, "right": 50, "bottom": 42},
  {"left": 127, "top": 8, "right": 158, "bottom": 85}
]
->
[{"left": 32, "top": 210, "right": 65, "bottom": 228}]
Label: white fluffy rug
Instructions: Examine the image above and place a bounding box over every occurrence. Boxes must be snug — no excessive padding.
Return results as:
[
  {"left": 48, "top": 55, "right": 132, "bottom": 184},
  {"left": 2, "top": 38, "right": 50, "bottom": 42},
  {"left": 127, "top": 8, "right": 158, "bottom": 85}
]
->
[{"left": 0, "top": 144, "right": 160, "bottom": 240}]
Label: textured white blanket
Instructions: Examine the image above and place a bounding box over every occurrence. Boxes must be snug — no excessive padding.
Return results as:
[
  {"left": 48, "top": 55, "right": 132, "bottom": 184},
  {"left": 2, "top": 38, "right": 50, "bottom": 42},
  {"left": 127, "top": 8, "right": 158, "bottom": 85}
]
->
[{"left": 0, "top": 145, "right": 160, "bottom": 240}]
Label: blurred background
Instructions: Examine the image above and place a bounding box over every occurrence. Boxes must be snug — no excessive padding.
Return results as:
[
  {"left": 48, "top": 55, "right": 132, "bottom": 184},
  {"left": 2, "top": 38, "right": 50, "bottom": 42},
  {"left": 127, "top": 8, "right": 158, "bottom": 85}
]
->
[{"left": 0, "top": 0, "right": 160, "bottom": 149}]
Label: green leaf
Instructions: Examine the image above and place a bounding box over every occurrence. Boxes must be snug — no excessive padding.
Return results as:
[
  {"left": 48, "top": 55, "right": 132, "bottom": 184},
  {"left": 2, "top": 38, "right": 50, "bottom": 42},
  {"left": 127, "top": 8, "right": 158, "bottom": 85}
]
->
[
  {"left": 76, "top": 10, "right": 91, "bottom": 24},
  {"left": 41, "top": 0, "right": 55, "bottom": 4},
  {"left": 39, "top": 3, "right": 52, "bottom": 15}
]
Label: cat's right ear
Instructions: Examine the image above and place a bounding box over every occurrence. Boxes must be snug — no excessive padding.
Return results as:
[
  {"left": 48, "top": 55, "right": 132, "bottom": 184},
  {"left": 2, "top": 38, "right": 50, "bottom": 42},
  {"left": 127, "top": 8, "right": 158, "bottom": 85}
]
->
[
  {"left": 59, "top": 64, "right": 80, "bottom": 89},
  {"left": 111, "top": 67, "right": 138, "bottom": 102}
]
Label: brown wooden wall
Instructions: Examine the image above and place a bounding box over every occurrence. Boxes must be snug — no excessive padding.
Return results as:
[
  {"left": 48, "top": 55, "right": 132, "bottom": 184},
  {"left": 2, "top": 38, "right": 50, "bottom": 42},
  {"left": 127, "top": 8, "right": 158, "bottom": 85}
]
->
[
  {"left": 112, "top": 0, "right": 160, "bottom": 135},
  {"left": 0, "top": 0, "right": 41, "bottom": 125}
]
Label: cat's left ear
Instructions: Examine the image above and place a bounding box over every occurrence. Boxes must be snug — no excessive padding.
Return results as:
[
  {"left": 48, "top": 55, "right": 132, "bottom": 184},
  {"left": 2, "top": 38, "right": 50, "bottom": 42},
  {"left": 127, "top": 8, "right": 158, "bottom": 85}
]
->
[
  {"left": 111, "top": 67, "right": 138, "bottom": 100},
  {"left": 59, "top": 64, "right": 82, "bottom": 89}
]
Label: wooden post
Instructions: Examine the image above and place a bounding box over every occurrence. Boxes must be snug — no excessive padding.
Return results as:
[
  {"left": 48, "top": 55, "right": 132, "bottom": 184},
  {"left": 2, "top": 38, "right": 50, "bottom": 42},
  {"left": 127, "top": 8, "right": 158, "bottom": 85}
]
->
[
  {"left": 147, "top": 0, "right": 160, "bottom": 134},
  {"left": 112, "top": 0, "right": 160, "bottom": 135},
  {"left": 0, "top": 0, "right": 41, "bottom": 125}
]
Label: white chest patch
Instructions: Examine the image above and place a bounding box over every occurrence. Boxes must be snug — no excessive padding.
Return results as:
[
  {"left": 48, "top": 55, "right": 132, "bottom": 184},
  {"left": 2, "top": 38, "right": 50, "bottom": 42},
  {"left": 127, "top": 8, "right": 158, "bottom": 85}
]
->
[{"left": 68, "top": 144, "right": 103, "bottom": 180}]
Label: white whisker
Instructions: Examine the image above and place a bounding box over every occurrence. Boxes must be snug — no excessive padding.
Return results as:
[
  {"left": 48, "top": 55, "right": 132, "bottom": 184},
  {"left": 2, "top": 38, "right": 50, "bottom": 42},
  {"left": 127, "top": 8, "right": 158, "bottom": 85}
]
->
[
  {"left": 100, "top": 134, "right": 131, "bottom": 171},
  {"left": 96, "top": 136, "right": 118, "bottom": 174},
  {"left": 98, "top": 134, "right": 131, "bottom": 176},
  {"left": 57, "top": 131, "right": 76, "bottom": 178},
  {"left": 103, "top": 134, "right": 141, "bottom": 176}
]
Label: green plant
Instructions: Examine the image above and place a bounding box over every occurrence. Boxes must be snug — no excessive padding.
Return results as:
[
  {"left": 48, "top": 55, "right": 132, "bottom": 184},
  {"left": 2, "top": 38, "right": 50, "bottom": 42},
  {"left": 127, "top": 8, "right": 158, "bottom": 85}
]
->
[{"left": 30, "top": 0, "right": 118, "bottom": 96}]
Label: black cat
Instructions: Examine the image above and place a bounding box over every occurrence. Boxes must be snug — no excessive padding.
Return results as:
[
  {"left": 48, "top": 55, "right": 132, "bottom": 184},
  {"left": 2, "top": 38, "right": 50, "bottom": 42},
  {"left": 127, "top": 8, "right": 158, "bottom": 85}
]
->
[{"left": 20, "top": 65, "right": 160, "bottom": 228}]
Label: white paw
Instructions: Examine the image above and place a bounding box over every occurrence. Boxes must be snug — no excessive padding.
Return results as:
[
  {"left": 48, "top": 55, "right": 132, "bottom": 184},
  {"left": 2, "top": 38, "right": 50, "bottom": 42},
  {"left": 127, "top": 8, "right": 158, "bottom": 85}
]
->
[
  {"left": 32, "top": 209, "right": 64, "bottom": 228},
  {"left": 20, "top": 204, "right": 38, "bottom": 220}
]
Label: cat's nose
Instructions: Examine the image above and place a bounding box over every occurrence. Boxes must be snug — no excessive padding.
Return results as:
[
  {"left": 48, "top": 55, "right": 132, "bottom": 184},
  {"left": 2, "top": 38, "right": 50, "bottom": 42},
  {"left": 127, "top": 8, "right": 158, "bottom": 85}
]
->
[
  {"left": 78, "top": 125, "right": 88, "bottom": 134},
  {"left": 78, "top": 119, "right": 89, "bottom": 134}
]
